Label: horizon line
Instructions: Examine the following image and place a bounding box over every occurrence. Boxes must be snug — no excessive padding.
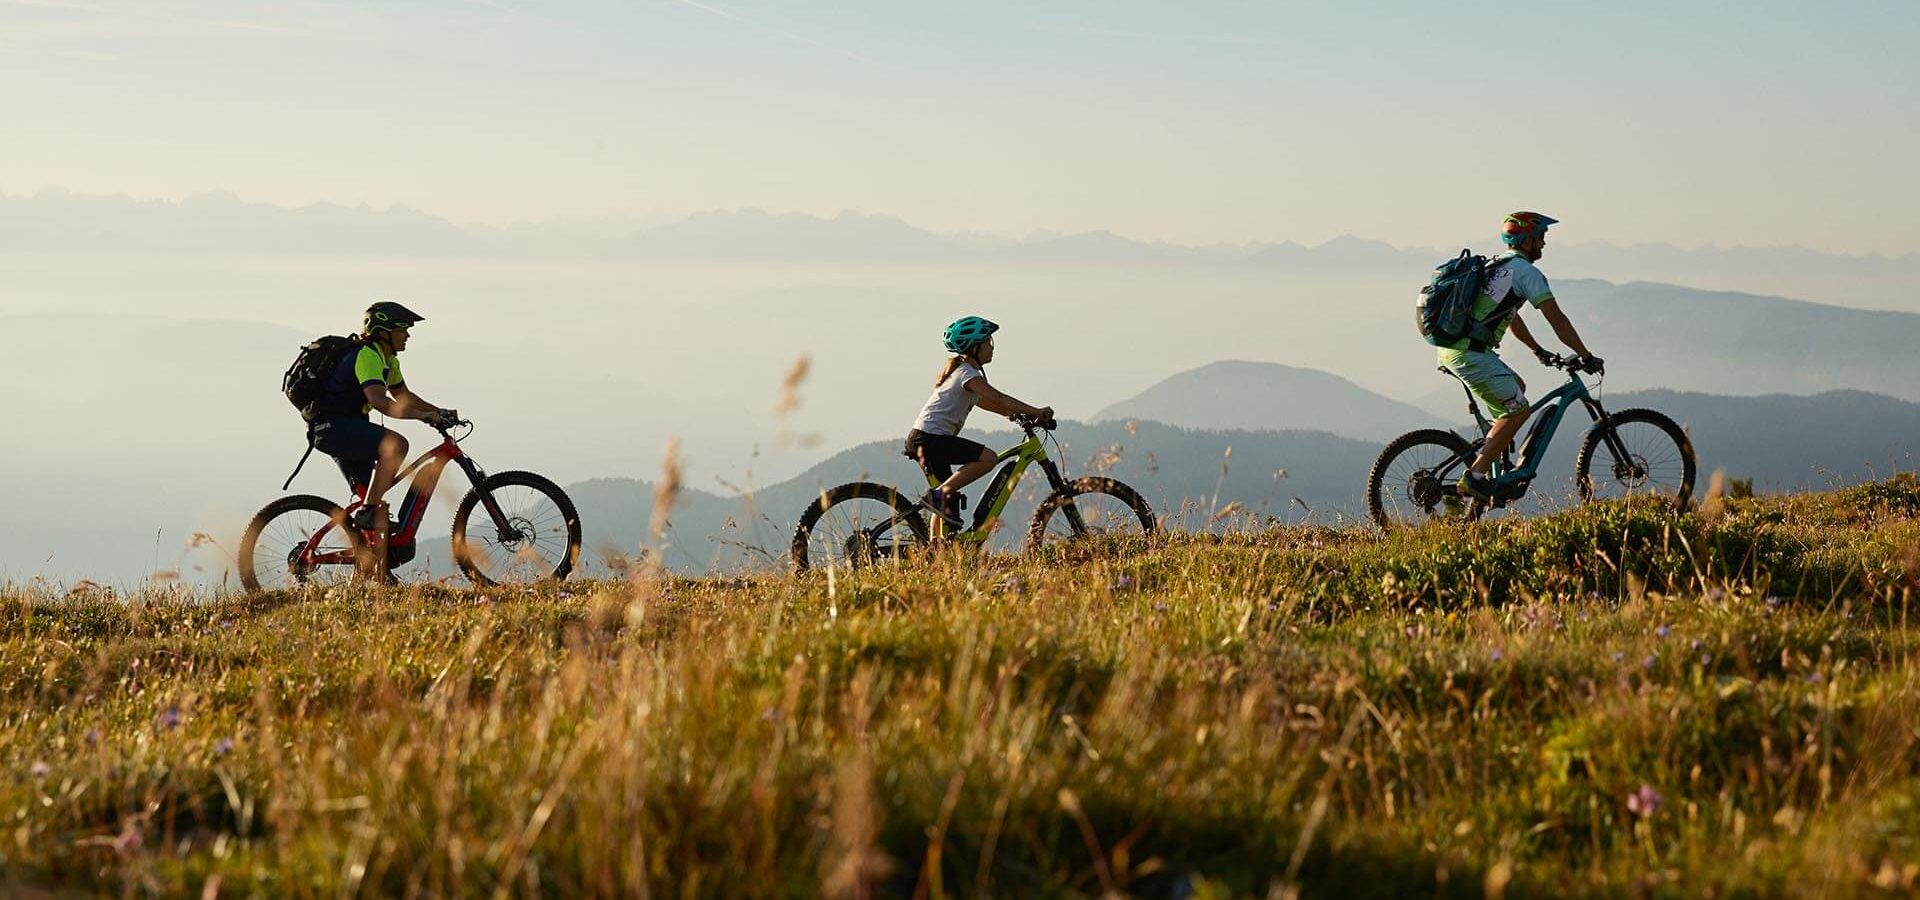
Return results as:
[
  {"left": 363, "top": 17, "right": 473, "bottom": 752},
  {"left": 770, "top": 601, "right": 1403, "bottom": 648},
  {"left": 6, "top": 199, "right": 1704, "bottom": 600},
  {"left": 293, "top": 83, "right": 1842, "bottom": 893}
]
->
[{"left": 3, "top": 185, "right": 1917, "bottom": 262}]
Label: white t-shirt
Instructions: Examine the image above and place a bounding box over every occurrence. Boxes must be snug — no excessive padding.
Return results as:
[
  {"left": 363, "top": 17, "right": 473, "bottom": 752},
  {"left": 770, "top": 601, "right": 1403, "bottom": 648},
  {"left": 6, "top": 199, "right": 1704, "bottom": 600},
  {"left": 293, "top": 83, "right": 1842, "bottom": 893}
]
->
[{"left": 911, "top": 360, "right": 984, "bottom": 436}]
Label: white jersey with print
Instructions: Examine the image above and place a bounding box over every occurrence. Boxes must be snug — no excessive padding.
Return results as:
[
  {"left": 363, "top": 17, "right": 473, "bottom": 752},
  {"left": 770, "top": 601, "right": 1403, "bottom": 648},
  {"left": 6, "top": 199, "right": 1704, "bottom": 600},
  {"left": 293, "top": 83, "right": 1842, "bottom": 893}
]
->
[{"left": 911, "top": 359, "right": 985, "bottom": 436}]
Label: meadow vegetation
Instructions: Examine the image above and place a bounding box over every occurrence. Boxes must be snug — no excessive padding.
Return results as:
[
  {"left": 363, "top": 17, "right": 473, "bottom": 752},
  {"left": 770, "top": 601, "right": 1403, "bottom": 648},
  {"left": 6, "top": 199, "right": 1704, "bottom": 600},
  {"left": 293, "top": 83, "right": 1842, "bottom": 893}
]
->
[{"left": 4, "top": 476, "right": 1920, "bottom": 897}]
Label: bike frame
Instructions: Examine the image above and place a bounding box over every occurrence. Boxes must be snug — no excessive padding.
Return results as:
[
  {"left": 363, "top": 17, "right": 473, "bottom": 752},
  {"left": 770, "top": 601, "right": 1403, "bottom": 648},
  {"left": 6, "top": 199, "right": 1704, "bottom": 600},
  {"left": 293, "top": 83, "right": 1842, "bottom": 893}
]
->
[
  {"left": 299, "top": 425, "right": 509, "bottom": 568},
  {"left": 1437, "top": 368, "right": 1633, "bottom": 505},
  {"left": 920, "top": 428, "right": 1078, "bottom": 543}
]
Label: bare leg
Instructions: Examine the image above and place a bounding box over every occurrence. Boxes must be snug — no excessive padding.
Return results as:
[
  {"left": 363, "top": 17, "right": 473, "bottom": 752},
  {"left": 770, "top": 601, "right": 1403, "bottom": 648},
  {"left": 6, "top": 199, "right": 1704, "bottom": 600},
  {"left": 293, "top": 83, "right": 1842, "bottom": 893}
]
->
[
  {"left": 1471, "top": 409, "right": 1530, "bottom": 476},
  {"left": 365, "top": 430, "right": 409, "bottom": 509},
  {"left": 358, "top": 431, "right": 409, "bottom": 579},
  {"left": 939, "top": 448, "right": 999, "bottom": 494}
]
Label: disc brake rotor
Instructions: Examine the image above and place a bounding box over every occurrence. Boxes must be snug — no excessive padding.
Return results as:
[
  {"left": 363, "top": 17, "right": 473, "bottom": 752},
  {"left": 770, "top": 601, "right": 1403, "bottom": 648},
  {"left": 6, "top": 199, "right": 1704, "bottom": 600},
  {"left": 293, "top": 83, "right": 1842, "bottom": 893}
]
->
[
  {"left": 1612, "top": 455, "right": 1651, "bottom": 486},
  {"left": 496, "top": 516, "right": 537, "bottom": 549}
]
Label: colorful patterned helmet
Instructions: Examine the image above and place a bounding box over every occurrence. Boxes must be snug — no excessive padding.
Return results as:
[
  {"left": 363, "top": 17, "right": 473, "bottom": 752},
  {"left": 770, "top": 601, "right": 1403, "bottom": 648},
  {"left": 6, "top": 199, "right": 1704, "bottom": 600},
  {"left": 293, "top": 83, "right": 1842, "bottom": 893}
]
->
[
  {"left": 364, "top": 301, "right": 425, "bottom": 334},
  {"left": 942, "top": 316, "right": 999, "bottom": 354},
  {"left": 1501, "top": 212, "right": 1559, "bottom": 247}
]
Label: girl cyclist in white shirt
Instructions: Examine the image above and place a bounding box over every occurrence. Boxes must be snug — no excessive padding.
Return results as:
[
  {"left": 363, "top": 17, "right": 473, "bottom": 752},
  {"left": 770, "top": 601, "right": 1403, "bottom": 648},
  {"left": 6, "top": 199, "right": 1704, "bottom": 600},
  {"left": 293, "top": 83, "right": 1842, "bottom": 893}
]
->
[{"left": 906, "top": 316, "right": 1053, "bottom": 529}]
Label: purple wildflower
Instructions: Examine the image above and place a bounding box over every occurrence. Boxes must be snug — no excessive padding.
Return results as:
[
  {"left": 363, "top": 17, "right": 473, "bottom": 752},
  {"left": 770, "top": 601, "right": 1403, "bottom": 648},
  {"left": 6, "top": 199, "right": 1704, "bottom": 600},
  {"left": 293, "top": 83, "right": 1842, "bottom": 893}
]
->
[
  {"left": 1627, "top": 784, "right": 1661, "bottom": 818},
  {"left": 30, "top": 761, "right": 50, "bottom": 779},
  {"left": 1643, "top": 653, "right": 1659, "bottom": 670},
  {"left": 1612, "top": 651, "right": 1626, "bottom": 663},
  {"left": 1490, "top": 648, "right": 1504, "bottom": 663},
  {"left": 1655, "top": 624, "right": 1671, "bottom": 640},
  {"left": 156, "top": 706, "right": 183, "bottom": 731},
  {"left": 213, "top": 738, "right": 235, "bottom": 758},
  {"left": 1113, "top": 575, "right": 1135, "bottom": 591}
]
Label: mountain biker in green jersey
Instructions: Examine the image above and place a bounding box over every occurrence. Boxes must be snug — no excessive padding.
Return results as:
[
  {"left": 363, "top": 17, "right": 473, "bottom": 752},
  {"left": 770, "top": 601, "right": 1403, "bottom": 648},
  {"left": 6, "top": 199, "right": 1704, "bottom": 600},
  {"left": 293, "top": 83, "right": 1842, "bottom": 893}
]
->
[
  {"left": 1441, "top": 212, "right": 1603, "bottom": 500},
  {"left": 308, "top": 302, "right": 458, "bottom": 531},
  {"left": 907, "top": 316, "right": 1053, "bottom": 529}
]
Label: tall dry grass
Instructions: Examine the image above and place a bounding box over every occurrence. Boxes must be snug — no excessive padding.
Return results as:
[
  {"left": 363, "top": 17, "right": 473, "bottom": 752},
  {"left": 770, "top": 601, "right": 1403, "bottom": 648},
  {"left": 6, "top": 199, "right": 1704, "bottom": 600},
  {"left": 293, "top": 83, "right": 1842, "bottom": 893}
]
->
[{"left": 3, "top": 477, "right": 1919, "bottom": 897}]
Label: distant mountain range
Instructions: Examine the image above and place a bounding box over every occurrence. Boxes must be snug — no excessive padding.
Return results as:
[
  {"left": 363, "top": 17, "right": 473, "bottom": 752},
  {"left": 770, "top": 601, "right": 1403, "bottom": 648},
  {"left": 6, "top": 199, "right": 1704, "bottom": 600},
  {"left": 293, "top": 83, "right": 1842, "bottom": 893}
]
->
[
  {"left": 1464, "top": 280, "right": 1920, "bottom": 405},
  {"left": 6, "top": 189, "right": 1916, "bottom": 282},
  {"left": 1093, "top": 360, "right": 1445, "bottom": 441}
]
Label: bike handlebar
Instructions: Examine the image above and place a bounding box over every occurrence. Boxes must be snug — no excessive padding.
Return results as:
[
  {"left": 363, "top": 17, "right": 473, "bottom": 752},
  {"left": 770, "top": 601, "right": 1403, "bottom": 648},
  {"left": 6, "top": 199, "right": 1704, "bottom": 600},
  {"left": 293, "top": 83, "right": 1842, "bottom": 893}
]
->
[
  {"left": 1012, "top": 413, "right": 1058, "bottom": 432},
  {"left": 1543, "top": 354, "right": 1605, "bottom": 376}
]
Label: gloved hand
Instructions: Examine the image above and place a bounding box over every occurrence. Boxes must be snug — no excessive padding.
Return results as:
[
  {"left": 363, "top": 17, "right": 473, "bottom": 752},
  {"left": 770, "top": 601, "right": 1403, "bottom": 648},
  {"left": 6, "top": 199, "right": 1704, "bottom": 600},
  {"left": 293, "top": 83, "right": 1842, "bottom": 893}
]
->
[
  {"left": 1534, "top": 348, "right": 1560, "bottom": 367},
  {"left": 1578, "top": 356, "right": 1606, "bottom": 375}
]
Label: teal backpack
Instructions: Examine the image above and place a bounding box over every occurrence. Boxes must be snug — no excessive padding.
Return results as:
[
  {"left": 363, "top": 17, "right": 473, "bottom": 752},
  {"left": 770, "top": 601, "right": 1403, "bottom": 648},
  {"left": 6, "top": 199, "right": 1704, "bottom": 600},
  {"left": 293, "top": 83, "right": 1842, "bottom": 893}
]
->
[{"left": 1415, "top": 250, "right": 1516, "bottom": 350}]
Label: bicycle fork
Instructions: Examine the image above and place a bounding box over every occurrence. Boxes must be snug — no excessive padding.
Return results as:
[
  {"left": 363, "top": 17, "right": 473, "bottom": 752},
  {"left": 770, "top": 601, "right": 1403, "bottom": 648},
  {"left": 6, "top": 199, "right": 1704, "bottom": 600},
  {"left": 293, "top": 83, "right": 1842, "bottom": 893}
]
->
[
  {"left": 1039, "top": 459, "right": 1090, "bottom": 536},
  {"left": 455, "top": 456, "right": 523, "bottom": 542},
  {"left": 1581, "top": 400, "right": 1641, "bottom": 479}
]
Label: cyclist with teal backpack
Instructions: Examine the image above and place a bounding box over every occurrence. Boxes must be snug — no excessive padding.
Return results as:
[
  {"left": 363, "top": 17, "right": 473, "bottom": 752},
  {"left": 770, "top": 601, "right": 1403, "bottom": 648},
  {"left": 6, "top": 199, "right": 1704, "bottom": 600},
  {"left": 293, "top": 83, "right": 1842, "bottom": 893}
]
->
[
  {"left": 907, "top": 316, "right": 1054, "bottom": 529},
  {"left": 1433, "top": 213, "right": 1602, "bottom": 500}
]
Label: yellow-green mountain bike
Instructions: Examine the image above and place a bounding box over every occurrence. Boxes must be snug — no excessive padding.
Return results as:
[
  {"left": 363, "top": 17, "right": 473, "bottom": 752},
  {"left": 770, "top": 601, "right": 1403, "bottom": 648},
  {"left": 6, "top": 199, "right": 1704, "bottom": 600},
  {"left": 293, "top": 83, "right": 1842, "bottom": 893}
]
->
[{"left": 790, "top": 415, "right": 1156, "bottom": 571}]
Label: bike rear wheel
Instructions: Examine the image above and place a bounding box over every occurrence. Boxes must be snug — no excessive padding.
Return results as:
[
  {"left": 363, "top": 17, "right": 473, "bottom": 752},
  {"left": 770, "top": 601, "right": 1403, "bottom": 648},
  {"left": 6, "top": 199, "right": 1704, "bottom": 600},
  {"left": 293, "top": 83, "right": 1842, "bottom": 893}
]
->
[
  {"left": 1026, "top": 477, "right": 1156, "bottom": 549},
  {"left": 452, "top": 471, "right": 582, "bottom": 586},
  {"left": 791, "top": 482, "right": 929, "bottom": 572},
  {"left": 1367, "top": 429, "right": 1478, "bottom": 529},
  {"left": 1576, "top": 408, "right": 1696, "bottom": 510},
  {"left": 238, "top": 494, "right": 366, "bottom": 592}
]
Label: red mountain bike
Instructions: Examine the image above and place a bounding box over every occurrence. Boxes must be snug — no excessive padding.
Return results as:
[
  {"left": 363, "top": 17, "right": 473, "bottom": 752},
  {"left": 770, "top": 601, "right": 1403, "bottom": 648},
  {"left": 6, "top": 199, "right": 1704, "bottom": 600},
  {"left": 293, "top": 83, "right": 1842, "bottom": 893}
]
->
[{"left": 238, "top": 418, "right": 581, "bottom": 591}]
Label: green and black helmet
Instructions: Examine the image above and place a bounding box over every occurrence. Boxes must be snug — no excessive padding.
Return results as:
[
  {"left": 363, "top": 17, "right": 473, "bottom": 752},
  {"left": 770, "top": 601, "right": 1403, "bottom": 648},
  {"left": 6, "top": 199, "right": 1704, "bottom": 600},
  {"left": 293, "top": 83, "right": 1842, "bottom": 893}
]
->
[
  {"left": 942, "top": 315, "right": 998, "bottom": 354},
  {"left": 364, "top": 301, "right": 425, "bottom": 335}
]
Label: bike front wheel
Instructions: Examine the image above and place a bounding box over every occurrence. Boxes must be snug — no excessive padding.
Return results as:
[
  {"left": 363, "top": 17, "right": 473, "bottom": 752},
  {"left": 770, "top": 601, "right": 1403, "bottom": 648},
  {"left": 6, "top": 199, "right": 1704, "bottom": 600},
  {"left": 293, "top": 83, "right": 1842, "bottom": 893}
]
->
[
  {"left": 791, "top": 482, "right": 930, "bottom": 572},
  {"left": 451, "top": 471, "right": 583, "bottom": 586},
  {"left": 1576, "top": 408, "right": 1696, "bottom": 510},
  {"left": 1026, "top": 477, "right": 1156, "bottom": 550},
  {"left": 1367, "top": 429, "right": 1477, "bottom": 529},
  {"left": 237, "top": 494, "right": 367, "bottom": 593}
]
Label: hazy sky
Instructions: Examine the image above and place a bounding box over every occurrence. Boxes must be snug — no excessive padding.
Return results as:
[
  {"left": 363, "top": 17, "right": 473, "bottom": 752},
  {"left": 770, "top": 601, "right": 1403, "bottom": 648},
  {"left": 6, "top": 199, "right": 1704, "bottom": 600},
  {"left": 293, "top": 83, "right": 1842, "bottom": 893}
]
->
[{"left": 4, "top": 0, "right": 1917, "bottom": 254}]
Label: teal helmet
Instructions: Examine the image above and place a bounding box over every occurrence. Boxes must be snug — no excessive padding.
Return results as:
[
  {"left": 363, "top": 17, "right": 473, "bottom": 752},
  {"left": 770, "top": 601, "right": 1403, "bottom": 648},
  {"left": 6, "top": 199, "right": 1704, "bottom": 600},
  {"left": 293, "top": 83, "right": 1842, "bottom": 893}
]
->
[
  {"left": 1500, "top": 212, "right": 1559, "bottom": 248},
  {"left": 364, "top": 301, "right": 425, "bottom": 334},
  {"left": 942, "top": 315, "right": 998, "bottom": 354}
]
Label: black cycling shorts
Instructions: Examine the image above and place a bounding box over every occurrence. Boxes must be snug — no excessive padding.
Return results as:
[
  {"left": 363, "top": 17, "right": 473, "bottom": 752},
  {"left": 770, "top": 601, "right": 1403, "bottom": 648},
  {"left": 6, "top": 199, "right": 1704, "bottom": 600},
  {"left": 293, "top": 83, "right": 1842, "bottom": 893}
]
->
[
  {"left": 310, "top": 417, "right": 395, "bottom": 487},
  {"left": 904, "top": 429, "right": 989, "bottom": 482}
]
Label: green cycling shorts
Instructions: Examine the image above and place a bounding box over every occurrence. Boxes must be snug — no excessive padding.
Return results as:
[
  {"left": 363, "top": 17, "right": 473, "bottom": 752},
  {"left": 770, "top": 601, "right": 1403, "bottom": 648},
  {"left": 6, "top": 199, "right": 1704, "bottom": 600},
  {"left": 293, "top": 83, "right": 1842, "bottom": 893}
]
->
[{"left": 1437, "top": 349, "right": 1530, "bottom": 418}]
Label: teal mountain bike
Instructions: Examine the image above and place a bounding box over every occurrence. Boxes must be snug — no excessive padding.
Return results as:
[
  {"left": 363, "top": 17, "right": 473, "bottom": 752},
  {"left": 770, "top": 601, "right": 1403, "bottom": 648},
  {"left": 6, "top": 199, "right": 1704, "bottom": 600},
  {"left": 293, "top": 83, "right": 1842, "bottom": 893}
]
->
[
  {"left": 791, "top": 415, "right": 1156, "bottom": 571},
  {"left": 1367, "top": 355, "right": 1696, "bottom": 527}
]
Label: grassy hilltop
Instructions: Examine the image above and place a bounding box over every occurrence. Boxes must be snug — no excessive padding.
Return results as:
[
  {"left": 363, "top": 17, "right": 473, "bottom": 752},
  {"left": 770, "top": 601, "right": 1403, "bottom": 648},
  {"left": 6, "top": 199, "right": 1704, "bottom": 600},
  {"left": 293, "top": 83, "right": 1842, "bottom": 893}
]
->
[{"left": 5, "top": 479, "right": 1920, "bottom": 897}]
